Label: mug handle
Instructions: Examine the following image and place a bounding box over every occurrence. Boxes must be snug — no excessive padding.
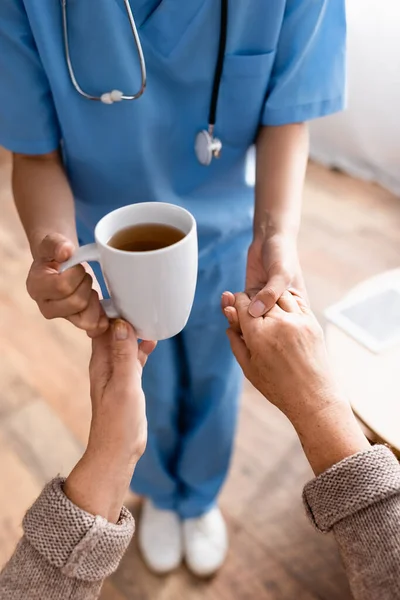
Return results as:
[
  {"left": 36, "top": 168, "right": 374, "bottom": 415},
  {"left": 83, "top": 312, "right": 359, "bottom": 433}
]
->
[{"left": 59, "top": 243, "right": 120, "bottom": 319}]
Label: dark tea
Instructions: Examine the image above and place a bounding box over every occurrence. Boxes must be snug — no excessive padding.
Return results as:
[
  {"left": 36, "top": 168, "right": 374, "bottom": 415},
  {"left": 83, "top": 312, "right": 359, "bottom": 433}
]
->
[{"left": 108, "top": 223, "right": 185, "bottom": 252}]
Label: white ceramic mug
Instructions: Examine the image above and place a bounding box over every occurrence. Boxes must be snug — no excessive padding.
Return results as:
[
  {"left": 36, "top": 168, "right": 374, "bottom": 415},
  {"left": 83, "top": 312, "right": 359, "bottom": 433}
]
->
[{"left": 60, "top": 203, "right": 198, "bottom": 340}]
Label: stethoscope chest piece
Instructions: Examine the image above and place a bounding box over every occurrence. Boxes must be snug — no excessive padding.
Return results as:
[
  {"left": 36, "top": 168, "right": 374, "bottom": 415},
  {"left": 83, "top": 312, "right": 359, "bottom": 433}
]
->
[
  {"left": 195, "top": 0, "right": 228, "bottom": 166},
  {"left": 195, "top": 129, "right": 222, "bottom": 166}
]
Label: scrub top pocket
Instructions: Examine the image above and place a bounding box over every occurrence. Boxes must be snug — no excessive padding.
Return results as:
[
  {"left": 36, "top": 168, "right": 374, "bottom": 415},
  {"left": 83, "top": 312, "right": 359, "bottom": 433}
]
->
[{"left": 217, "top": 52, "right": 276, "bottom": 149}]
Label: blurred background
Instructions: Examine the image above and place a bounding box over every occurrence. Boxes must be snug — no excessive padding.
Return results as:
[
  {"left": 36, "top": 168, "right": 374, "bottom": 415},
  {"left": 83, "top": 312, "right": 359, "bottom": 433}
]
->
[{"left": 1, "top": 1, "right": 400, "bottom": 598}]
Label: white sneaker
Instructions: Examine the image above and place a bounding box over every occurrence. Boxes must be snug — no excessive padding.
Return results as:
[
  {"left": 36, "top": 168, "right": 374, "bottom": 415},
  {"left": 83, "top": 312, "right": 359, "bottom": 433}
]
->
[
  {"left": 183, "top": 507, "right": 228, "bottom": 577},
  {"left": 138, "top": 499, "right": 183, "bottom": 574}
]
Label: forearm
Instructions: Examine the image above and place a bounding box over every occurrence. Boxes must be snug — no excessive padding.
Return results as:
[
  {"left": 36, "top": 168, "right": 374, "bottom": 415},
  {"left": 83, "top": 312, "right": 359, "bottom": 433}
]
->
[
  {"left": 292, "top": 398, "right": 370, "bottom": 476},
  {"left": 12, "top": 150, "right": 78, "bottom": 258},
  {"left": 254, "top": 123, "right": 309, "bottom": 240},
  {"left": 64, "top": 449, "right": 138, "bottom": 524}
]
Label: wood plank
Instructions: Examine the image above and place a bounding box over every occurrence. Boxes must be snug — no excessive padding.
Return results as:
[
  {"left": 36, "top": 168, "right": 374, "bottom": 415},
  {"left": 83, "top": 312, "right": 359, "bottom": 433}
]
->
[
  {"left": 0, "top": 325, "right": 92, "bottom": 446},
  {"left": 0, "top": 432, "right": 42, "bottom": 567},
  {"left": 208, "top": 527, "right": 320, "bottom": 600},
  {"left": 0, "top": 352, "right": 35, "bottom": 419},
  {"left": 244, "top": 450, "right": 351, "bottom": 599},
  {"left": 1, "top": 400, "right": 84, "bottom": 485}
]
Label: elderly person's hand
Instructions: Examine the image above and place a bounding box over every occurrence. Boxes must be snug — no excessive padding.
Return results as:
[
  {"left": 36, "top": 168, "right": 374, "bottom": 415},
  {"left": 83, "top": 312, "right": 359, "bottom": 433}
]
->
[
  {"left": 222, "top": 291, "right": 369, "bottom": 475},
  {"left": 222, "top": 291, "right": 338, "bottom": 423},
  {"left": 65, "top": 320, "right": 156, "bottom": 522},
  {"left": 0, "top": 320, "right": 156, "bottom": 600}
]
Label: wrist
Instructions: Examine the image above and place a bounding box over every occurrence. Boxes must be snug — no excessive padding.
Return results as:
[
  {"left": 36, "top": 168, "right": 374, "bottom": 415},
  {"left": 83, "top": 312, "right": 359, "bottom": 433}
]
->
[
  {"left": 87, "top": 412, "right": 146, "bottom": 468},
  {"left": 252, "top": 203, "right": 300, "bottom": 243},
  {"left": 292, "top": 399, "right": 370, "bottom": 476},
  {"left": 252, "top": 226, "right": 298, "bottom": 247},
  {"left": 65, "top": 448, "right": 138, "bottom": 523},
  {"left": 85, "top": 433, "right": 141, "bottom": 475},
  {"left": 286, "top": 383, "right": 345, "bottom": 430}
]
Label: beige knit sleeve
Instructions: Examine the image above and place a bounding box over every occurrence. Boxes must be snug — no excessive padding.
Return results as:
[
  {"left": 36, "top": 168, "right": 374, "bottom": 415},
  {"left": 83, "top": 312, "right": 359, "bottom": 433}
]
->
[
  {"left": 303, "top": 445, "right": 400, "bottom": 600},
  {"left": 0, "top": 477, "right": 135, "bottom": 600}
]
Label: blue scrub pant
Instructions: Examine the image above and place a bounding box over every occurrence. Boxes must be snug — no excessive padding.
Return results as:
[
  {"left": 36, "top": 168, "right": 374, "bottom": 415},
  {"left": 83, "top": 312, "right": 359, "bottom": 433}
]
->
[{"left": 88, "top": 231, "right": 250, "bottom": 519}]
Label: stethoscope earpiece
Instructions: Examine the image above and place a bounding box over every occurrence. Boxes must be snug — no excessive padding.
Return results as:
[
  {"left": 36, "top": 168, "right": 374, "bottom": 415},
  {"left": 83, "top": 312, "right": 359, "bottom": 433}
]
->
[{"left": 195, "top": 129, "right": 222, "bottom": 166}]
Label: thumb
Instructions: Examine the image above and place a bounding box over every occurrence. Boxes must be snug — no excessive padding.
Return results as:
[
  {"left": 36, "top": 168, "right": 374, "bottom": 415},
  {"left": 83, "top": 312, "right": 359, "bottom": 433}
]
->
[
  {"left": 249, "top": 272, "right": 288, "bottom": 317},
  {"left": 38, "top": 233, "right": 75, "bottom": 263},
  {"left": 111, "top": 320, "right": 137, "bottom": 378}
]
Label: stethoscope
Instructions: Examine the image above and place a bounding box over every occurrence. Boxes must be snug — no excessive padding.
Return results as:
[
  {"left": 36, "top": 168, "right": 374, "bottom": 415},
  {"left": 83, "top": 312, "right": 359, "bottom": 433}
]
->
[{"left": 61, "top": 0, "right": 228, "bottom": 166}]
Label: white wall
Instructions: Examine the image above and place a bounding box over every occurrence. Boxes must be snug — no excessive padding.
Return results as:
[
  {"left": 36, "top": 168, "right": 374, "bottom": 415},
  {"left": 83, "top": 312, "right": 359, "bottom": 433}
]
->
[{"left": 310, "top": 0, "right": 400, "bottom": 195}]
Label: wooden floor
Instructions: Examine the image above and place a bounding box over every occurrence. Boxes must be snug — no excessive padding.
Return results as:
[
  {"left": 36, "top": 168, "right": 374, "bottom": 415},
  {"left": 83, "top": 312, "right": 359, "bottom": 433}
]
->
[{"left": 1, "top": 146, "right": 400, "bottom": 600}]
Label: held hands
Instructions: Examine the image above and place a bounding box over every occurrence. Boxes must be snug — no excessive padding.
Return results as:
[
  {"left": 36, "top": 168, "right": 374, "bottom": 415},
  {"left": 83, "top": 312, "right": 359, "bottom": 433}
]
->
[
  {"left": 222, "top": 291, "right": 343, "bottom": 427},
  {"left": 222, "top": 291, "right": 370, "bottom": 475},
  {"left": 27, "top": 233, "right": 108, "bottom": 337},
  {"left": 246, "top": 233, "right": 307, "bottom": 318}
]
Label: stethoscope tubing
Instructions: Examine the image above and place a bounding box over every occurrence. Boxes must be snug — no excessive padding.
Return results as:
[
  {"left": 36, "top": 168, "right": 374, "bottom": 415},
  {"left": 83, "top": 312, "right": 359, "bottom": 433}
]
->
[
  {"left": 61, "top": 0, "right": 146, "bottom": 101},
  {"left": 61, "top": 0, "right": 227, "bottom": 164}
]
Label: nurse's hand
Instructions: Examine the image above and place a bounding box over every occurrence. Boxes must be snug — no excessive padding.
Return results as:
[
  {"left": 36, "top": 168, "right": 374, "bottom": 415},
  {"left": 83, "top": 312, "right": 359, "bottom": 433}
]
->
[
  {"left": 26, "top": 233, "right": 109, "bottom": 338},
  {"left": 245, "top": 234, "right": 307, "bottom": 317}
]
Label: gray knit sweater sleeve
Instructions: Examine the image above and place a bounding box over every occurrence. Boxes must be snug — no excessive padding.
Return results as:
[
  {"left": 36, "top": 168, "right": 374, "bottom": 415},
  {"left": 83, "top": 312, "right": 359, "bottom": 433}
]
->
[
  {"left": 303, "top": 445, "right": 400, "bottom": 600},
  {"left": 0, "top": 477, "right": 135, "bottom": 600}
]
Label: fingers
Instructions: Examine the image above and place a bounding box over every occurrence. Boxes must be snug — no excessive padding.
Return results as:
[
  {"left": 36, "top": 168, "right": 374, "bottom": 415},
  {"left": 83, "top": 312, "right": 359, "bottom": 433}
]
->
[
  {"left": 40, "top": 272, "right": 93, "bottom": 318},
  {"left": 221, "top": 291, "right": 235, "bottom": 310},
  {"left": 29, "top": 260, "right": 108, "bottom": 335},
  {"left": 110, "top": 320, "right": 138, "bottom": 380},
  {"left": 91, "top": 328, "right": 111, "bottom": 362},
  {"left": 286, "top": 288, "right": 312, "bottom": 314},
  {"left": 38, "top": 233, "right": 75, "bottom": 263},
  {"left": 89, "top": 327, "right": 113, "bottom": 391},
  {"left": 28, "top": 262, "right": 87, "bottom": 301},
  {"left": 277, "top": 290, "right": 302, "bottom": 314},
  {"left": 223, "top": 306, "right": 241, "bottom": 334},
  {"left": 30, "top": 234, "right": 87, "bottom": 304},
  {"left": 226, "top": 328, "right": 251, "bottom": 373},
  {"left": 28, "top": 238, "right": 109, "bottom": 336},
  {"left": 290, "top": 290, "right": 311, "bottom": 314},
  {"left": 90, "top": 321, "right": 152, "bottom": 392},
  {"left": 248, "top": 272, "right": 288, "bottom": 317},
  {"left": 221, "top": 291, "right": 241, "bottom": 333},
  {"left": 230, "top": 292, "right": 264, "bottom": 345},
  {"left": 68, "top": 289, "right": 109, "bottom": 337},
  {"left": 138, "top": 340, "right": 157, "bottom": 368},
  {"left": 85, "top": 317, "right": 110, "bottom": 339},
  {"left": 233, "top": 292, "right": 256, "bottom": 326}
]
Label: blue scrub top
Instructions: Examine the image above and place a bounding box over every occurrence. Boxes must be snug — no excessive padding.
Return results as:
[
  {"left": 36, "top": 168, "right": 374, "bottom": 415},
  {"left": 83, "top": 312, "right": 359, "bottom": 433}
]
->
[{"left": 0, "top": 0, "right": 346, "bottom": 257}]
